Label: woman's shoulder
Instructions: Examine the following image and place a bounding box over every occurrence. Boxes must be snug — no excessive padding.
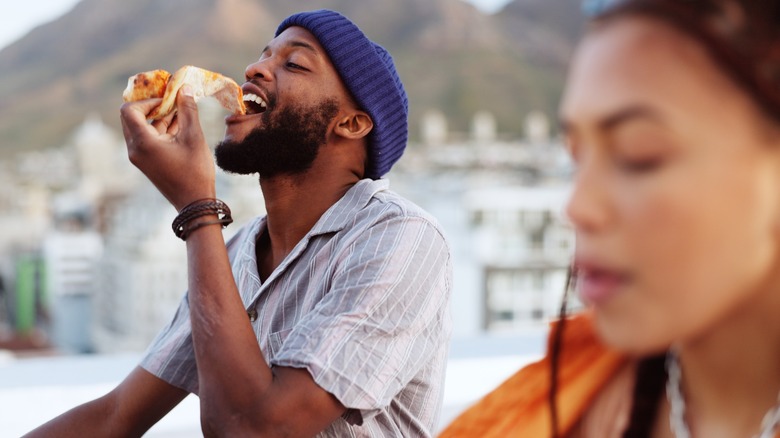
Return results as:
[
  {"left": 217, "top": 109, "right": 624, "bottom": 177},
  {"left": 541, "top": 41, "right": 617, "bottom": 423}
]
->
[{"left": 438, "top": 313, "right": 630, "bottom": 438}]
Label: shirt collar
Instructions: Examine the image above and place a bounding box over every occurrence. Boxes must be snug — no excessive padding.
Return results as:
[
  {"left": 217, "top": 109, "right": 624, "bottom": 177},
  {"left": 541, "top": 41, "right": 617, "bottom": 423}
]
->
[
  {"left": 308, "top": 178, "right": 389, "bottom": 236},
  {"left": 231, "top": 178, "right": 390, "bottom": 304}
]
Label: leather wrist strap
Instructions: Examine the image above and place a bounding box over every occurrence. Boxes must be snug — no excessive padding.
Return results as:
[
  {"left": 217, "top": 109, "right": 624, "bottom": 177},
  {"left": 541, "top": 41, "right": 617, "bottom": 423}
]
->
[{"left": 172, "top": 198, "right": 233, "bottom": 241}]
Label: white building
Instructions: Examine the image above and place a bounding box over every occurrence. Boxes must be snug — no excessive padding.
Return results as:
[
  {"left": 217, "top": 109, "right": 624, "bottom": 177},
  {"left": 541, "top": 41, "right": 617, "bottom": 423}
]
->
[
  {"left": 73, "top": 114, "right": 132, "bottom": 200},
  {"left": 93, "top": 184, "right": 187, "bottom": 353},
  {"left": 394, "top": 109, "right": 576, "bottom": 335},
  {"left": 421, "top": 110, "right": 449, "bottom": 145},
  {"left": 471, "top": 110, "right": 497, "bottom": 144},
  {"left": 42, "top": 216, "right": 103, "bottom": 353},
  {"left": 464, "top": 186, "right": 575, "bottom": 331}
]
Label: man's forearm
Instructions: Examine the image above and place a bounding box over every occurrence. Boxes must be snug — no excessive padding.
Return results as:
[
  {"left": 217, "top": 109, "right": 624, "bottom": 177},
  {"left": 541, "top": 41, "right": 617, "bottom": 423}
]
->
[
  {"left": 183, "top": 224, "right": 345, "bottom": 437},
  {"left": 24, "top": 396, "right": 118, "bottom": 438},
  {"left": 25, "top": 367, "right": 187, "bottom": 438},
  {"left": 183, "top": 223, "right": 275, "bottom": 429}
]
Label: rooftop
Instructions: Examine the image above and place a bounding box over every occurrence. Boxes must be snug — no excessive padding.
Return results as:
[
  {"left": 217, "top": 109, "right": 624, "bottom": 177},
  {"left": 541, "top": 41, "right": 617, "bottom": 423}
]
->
[{"left": 0, "top": 330, "right": 546, "bottom": 436}]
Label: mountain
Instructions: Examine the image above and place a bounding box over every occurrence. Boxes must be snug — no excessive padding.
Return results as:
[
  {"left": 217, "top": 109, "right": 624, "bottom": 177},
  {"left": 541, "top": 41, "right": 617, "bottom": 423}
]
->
[
  {"left": 499, "top": 0, "right": 584, "bottom": 46},
  {"left": 0, "top": 0, "right": 582, "bottom": 156}
]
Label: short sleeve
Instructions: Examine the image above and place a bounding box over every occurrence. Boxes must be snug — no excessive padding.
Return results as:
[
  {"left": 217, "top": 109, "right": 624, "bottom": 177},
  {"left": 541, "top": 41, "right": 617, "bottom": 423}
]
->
[
  {"left": 138, "top": 220, "right": 260, "bottom": 394},
  {"left": 270, "top": 214, "right": 452, "bottom": 420},
  {"left": 139, "top": 293, "right": 200, "bottom": 394}
]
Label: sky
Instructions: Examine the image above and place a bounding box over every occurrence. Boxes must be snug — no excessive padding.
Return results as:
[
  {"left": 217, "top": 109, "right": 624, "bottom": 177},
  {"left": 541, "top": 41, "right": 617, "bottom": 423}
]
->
[{"left": 0, "top": 0, "right": 514, "bottom": 51}]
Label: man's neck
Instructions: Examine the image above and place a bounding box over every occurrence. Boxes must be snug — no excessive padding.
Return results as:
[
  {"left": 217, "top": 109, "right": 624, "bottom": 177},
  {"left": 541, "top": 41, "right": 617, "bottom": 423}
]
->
[{"left": 257, "top": 168, "right": 360, "bottom": 275}]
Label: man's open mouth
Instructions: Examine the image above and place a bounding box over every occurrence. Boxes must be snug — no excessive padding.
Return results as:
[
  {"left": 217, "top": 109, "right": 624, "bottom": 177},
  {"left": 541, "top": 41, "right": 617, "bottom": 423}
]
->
[{"left": 242, "top": 93, "right": 268, "bottom": 115}]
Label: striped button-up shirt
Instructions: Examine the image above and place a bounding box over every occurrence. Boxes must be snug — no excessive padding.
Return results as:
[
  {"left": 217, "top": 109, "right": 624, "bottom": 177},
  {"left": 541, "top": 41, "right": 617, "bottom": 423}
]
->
[{"left": 141, "top": 178, "right": 453, "bottom": 437}]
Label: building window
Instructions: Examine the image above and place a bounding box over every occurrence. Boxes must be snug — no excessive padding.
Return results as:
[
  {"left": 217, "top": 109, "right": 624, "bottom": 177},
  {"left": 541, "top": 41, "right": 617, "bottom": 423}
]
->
[{"left": 483, "top": 265, "right": 568, "bottom": 331}]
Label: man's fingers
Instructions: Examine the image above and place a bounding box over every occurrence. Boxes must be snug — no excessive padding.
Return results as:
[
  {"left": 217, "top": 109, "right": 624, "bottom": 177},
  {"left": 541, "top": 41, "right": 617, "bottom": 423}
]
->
[
  {"left": 120, "top": 99, "right": 162, "bottom": 136},
  {"left": 174, "top": 85, "right": 200, "bottom": 132},
  {"left": 152, "top": 111, "right": 177, "bottom": 135},
  {"left": 168, "top": 115, "right": 180, "bottom": 135},
  {"left": 120, "top": 98, "right": 162, "bottom": 124}
]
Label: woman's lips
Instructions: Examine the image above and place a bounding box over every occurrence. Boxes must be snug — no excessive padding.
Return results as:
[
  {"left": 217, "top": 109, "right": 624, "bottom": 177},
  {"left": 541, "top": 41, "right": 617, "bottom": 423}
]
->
[{"left": 575, "top": 264, "right": 629, "bottom": 306}]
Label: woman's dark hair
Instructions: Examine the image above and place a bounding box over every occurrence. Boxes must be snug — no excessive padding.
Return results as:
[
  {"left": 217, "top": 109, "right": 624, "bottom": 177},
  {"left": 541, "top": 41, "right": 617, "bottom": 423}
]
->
[
  {"left": 549, "top": 1, "right": 780, "bottom": 436},
  {"left": 595, "top": 0, "right": 780, "bottom": 123},
  {"left": 549, "top": 267, "right": 666, "bottom": 438},
  {"left": 548, "top": 266, "right": 574, "bottom": 438}
]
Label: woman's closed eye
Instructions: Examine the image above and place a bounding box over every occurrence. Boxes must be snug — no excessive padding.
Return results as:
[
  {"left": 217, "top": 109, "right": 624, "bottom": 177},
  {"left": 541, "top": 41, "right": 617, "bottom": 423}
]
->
[{"left": 617, "top": 155, "right": 666, "bottom": 174}]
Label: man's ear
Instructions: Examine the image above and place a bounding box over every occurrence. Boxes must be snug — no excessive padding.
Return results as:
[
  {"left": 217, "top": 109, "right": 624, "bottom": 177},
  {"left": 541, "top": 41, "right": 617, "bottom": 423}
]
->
[{"left": 334, "top": 111, "right": 373, "bottom": 141}]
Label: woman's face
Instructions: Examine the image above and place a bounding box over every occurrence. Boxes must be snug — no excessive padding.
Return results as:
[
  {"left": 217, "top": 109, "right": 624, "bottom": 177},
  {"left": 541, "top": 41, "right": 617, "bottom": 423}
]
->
[{"left": 560, "top": 16, "right": 780, "bottom": 354}]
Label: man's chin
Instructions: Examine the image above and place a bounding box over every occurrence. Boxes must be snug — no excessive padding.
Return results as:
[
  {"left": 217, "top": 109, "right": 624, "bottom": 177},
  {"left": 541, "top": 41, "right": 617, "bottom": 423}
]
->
[
  {"left": 216, "top": 165, "right": 257, "bottom": 176},
  {"left": 214, "top": 142, "right": 257, "bottom": 175},
  {"left": 214, "top": 97, "right": 336, "bottom": 178}
]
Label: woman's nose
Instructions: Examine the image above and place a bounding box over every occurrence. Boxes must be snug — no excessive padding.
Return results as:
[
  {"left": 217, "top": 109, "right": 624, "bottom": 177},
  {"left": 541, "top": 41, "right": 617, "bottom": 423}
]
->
[{"left": 565, "top": 156, "right": 613, "bottom": 234}]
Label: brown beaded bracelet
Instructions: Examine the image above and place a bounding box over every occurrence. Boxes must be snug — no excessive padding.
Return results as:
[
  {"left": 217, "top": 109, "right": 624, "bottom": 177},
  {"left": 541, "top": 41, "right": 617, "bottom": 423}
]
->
[{"left": 172, "top": 198, "right": 233, "bottom": 241}]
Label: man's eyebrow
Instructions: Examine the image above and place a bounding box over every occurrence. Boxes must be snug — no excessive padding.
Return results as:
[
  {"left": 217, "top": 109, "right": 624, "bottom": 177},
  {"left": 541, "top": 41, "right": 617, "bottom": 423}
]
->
[
  {"left": 288, "top": 40, "right": 319, "bottom": 54},
  {"left": 260, "top": 40, "right": 320, "bottom": 58}
]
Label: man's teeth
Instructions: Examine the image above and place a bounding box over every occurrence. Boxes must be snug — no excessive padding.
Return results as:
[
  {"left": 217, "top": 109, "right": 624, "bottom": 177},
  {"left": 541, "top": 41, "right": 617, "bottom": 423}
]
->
[{"left": 243, "top": 93, "right": 267, "bottom": 109}]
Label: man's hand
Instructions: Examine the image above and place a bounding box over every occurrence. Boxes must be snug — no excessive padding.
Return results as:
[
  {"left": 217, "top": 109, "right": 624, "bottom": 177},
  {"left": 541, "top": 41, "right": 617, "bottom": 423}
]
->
[{"left": 119, "top": 86, "right": 216, "bottom": 211}]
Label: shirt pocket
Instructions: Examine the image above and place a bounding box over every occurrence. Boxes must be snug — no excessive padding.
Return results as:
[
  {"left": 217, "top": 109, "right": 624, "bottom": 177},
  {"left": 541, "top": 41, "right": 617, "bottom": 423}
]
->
[{"left": 267, "top": 328, "right": 293, "bottom": 359}]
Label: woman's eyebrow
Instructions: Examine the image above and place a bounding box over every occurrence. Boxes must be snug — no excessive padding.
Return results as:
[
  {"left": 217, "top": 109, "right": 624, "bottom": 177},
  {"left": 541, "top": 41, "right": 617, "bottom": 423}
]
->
[{"left": 598, "top": 105, "right": 664, "bottom": 132}]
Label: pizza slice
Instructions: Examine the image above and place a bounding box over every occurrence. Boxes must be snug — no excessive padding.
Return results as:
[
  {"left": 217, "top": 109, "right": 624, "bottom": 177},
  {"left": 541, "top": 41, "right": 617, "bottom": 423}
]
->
[
  {"left": 122, "top": 66, "right": 246, "bottom": 120},
  {"left": 122, "top": 69, "right": 171, "bottom": 102}
]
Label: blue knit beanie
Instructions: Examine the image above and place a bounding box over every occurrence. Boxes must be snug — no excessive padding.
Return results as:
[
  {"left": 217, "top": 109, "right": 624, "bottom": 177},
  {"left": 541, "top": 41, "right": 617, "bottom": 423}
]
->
[{"left": 276, "top": 10, "right": 408, "bottom": 179}]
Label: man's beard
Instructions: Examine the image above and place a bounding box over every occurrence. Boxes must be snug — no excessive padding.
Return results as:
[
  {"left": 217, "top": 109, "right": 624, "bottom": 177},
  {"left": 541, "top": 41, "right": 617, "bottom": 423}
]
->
[{"left": 215, "top": 98, "right": 339, "bottom": 178}]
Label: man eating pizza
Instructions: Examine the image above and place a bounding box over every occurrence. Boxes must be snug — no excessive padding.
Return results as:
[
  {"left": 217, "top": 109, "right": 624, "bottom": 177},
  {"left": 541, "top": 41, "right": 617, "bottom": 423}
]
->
[{"left": 26, "top": 9, "right": 452, "bottom": 437}]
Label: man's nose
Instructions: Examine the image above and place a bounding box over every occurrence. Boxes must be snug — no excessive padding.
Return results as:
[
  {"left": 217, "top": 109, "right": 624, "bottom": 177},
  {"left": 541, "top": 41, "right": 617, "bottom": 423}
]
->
[{"left": 245, "top": 58, "right": 273, "bottom": 82}]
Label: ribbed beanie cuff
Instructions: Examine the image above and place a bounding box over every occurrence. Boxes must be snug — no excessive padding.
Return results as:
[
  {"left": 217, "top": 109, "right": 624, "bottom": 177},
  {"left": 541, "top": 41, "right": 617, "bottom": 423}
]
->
[{"left": 276, "top": 10, "right": 408, "bottom": 179}]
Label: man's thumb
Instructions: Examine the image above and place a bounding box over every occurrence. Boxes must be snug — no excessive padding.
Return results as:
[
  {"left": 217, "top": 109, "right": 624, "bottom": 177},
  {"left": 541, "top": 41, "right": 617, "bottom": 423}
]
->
[{"left": 176, "top": 85, "right": 200, "bottom": 127}]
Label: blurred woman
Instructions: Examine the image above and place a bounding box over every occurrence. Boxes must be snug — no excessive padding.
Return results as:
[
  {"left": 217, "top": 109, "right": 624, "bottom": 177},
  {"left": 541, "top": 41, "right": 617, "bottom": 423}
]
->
[{"left": 439, "top": 0, "right": 780, "bottom": 436}]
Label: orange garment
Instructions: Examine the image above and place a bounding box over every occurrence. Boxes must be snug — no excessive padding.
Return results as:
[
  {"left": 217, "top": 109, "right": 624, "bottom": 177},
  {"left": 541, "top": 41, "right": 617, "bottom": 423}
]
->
[{"left": 438, "top": 313, "right": 627, "bottom": 437}]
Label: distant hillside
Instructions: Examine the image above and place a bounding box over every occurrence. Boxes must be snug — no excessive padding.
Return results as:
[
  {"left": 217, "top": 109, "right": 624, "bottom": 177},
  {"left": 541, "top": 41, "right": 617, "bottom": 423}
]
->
[
  {"left": 499, "top": 0, "right": 584, "bottom": 45},
  {"left": 0, "top": 0, "right": 582, "bottom": 156}
]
